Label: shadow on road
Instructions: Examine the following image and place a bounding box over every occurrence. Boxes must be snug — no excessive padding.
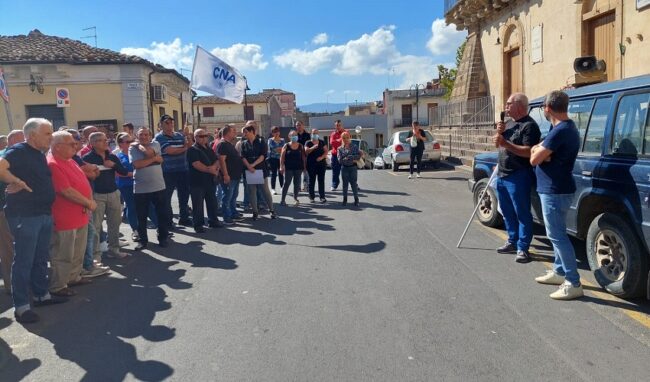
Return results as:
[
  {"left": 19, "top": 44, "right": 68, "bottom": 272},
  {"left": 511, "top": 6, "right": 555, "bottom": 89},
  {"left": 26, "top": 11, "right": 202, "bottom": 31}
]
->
[{"left": 308, "top": 240, "right": 386, "bottom": 254}]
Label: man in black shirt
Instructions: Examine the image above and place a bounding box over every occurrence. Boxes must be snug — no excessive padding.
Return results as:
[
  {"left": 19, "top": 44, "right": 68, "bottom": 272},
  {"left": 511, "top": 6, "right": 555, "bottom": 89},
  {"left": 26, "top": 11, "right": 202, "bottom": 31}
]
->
[
  {"left": 218, "top": 126, "right": 244, "bottom": 225},
  {"left": 0, "top": 118, "right": 67, "bottom": 323},
  {"left": 187, "top": 129, "right": 221, "bottom": 232},
  {"left": 492, "top": 93, "right": 541, "bottom": 263},
  {"left": 82, "top": 132, "right": 129, "bottom": 261},
  {"left": 295, "top": 121, "right": 311, "bottom": 191},
  {"left": 241, "top": 125, "right": 276, "bottom": 220}
]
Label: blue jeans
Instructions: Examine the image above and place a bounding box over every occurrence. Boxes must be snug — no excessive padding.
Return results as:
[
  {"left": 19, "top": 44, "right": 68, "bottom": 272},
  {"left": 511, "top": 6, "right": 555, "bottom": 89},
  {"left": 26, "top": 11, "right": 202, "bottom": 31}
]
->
[
  {"left": 540, "top": 193, "right": 580, "bottom": 286},
  {"left": 220, "top": 177, "right": 240, "bottom": 220},
  {"left": 7, "top": 214, "right": 53, "bottom": 312},
  {"left": 341, "top": 165, "right": 359, "bottom": 201},
  {"left": 331, "top": 154, "right": 341, "bottom": 189},
  {"left": 162, "top": 170, "right": 191, "bottom": 223},
  {"left": 84, "top": 222, "right": 95, "bottom": 270},
  {"left": 496, "top": 169, "right": 533, "bottom": 252}
]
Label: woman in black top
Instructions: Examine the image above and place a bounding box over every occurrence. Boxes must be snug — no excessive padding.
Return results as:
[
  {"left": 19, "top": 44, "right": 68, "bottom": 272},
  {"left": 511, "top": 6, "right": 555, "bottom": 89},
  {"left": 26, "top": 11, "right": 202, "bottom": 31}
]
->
[
  {"left": 305, "top": 128, "right": 328, "bottom": 203},
  {"left": 406, "top": 121, "right": 426, "bottom": 178},
  {"left": 280, "top": 130, "right": 306, "bottom": 206}
]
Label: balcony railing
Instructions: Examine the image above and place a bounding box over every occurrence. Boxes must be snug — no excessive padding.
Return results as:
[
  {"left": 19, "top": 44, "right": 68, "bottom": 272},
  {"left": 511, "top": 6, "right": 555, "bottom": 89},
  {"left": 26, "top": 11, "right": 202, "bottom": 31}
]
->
[
  {"left": 444, "top": 0, "right": 460, "bottom": 15},
  {"left": 430, "top": 95, "right": 495, "bottom": 128}
]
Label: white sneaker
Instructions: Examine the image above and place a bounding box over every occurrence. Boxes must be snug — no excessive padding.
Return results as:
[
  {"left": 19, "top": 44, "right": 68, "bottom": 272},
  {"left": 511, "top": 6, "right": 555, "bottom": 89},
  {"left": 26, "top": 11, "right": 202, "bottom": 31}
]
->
[
  {"left": 80, "top": 266, "right": 110, "bottom": 278},
  {"left": 535, "top": 270, "right": 565, "bottom": 285},
  {"left": 99, "top": 241, "right": 109, "bottom": 252},
  {"left": 416, "top": 174, "right": 422, "bottom": 178},
  {"left": 294, "top": 198, "right": 300, "bottom": 206},
  {"left": 550, "top": 281, "right": 583, "bottom": 300},
  {"left": 408, "top": 175, "right": 412, "bottom": 179}
]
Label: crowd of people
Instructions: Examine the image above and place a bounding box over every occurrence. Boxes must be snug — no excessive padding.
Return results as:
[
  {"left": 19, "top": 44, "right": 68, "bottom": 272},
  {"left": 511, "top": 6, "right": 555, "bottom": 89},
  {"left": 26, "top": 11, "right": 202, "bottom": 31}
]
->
[{"left": 0, "top": 116, "right": 365, "bottom": 323}]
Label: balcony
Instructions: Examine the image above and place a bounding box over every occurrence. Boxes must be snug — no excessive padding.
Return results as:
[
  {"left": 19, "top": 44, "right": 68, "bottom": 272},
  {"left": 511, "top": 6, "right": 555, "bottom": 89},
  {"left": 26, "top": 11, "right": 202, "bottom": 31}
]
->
[
  {"left": 445, "top": 0, "right": 514, "bottom": 29},
  {"left": 444, "top": 0, "right": 459, "bottom": 15}
]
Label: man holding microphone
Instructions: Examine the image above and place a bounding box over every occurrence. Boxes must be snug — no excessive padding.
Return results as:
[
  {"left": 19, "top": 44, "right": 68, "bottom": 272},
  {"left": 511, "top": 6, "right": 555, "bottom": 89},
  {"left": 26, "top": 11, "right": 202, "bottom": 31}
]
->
[{"left": 492, "top": 93, "right": 541, "bottom": 263}]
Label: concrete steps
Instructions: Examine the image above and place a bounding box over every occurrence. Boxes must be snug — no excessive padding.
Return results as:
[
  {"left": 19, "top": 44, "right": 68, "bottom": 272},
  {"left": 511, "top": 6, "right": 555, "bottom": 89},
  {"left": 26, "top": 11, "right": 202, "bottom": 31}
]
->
[{"left": 431, "top": 126, "right": 497, "bottom": 166}]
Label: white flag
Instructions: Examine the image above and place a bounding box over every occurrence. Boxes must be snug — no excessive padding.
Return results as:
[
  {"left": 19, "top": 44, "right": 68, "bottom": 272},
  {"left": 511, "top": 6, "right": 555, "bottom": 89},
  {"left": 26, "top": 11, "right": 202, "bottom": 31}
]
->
[{"left": 191, "top": 46, "right": 246, "bottom": 104}]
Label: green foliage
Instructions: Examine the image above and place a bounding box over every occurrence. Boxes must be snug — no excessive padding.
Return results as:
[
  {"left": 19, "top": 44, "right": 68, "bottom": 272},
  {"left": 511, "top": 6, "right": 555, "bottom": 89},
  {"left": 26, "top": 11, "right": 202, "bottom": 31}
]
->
[{"left": 438, "top": 41, "right": 467, "bottom": 100}]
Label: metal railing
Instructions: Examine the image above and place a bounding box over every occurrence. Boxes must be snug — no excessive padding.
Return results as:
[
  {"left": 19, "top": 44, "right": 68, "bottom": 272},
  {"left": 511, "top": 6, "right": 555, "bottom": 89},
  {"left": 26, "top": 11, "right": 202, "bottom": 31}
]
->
[
  {"left": 430, "top": 96, "right": 495, "bottom": 128},
  {"left": 444, "top": 0, "right": 460, "bottom": 15}
]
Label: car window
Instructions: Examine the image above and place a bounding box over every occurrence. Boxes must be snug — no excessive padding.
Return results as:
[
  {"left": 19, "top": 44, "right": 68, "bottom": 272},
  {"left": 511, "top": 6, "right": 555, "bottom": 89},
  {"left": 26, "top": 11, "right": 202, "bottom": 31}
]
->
[
  {"left": 583, "top": 97, "right": 612, "bottom": 154},
  {"left": 424, "top": 131, "right": 433, "bottom": 142},
  {"left": 567, "top": 99, "right": 595, "bottom": 151},
  {"left": 398, "top": 132, "right": 408, "bottom": 143},
  {"left": 611, "top": 92, "right": 649, "bottom": 155},
  {"left": 529, "top": 105, "right": 552, "bottom": 135}
]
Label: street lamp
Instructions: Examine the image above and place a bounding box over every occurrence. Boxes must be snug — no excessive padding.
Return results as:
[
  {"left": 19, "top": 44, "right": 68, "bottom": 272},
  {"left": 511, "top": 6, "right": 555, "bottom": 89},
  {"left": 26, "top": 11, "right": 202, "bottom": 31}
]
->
[
  {"left": 408, "top": 84, "right": 426, "bottom": 125},
  {"left": 243, "top": 76, "right": 251, "bottom": 120}
]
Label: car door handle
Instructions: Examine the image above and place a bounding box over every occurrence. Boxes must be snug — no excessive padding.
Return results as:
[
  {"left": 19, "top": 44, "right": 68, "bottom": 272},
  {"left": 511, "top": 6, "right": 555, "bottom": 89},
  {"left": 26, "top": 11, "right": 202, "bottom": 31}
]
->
[{"left": 581, "top": 171, "right": 592, "bottom": 177}]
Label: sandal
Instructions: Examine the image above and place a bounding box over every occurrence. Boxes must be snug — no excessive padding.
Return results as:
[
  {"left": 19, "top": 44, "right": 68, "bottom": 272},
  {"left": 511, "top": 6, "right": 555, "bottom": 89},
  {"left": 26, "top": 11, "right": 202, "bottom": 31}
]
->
[{"left": 51, "top": 287, "right": 76, "bottom": 297}]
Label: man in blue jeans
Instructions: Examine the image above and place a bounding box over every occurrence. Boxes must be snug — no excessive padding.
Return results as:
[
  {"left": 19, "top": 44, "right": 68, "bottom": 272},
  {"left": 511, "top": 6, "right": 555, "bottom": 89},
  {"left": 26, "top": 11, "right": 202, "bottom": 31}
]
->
[
  {"left": 217, "top": 126, "right": 244, "bottom": 225},
  {"left": 531, "top": 90, "right": 583, "bottom": 300},
  {"left": 0, "top": 118, "right": 68, "bottom": 323},
  {"left": 493, "top": 93, "right": 541, "bottom": 263}
]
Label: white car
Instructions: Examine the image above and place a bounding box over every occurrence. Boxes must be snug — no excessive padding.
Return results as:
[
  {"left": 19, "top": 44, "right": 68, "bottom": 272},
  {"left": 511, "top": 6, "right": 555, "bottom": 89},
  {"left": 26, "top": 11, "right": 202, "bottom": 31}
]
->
[
  {"left": 373, "top": 148, "right": 386, "bottom": 169},
  {"left": 382, "top": 130, "right": 442, "bottom": 172}
]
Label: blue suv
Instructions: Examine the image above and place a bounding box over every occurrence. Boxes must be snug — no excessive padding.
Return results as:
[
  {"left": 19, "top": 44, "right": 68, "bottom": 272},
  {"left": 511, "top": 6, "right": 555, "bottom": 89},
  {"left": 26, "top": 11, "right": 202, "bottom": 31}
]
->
[{"left": 469, "top": 75, "right": 650, "bottom": 298}]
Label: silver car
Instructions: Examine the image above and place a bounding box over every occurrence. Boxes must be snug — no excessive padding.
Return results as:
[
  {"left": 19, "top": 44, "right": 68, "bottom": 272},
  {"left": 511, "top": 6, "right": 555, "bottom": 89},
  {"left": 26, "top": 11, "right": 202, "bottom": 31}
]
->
[{"left": 382, "top": 130, "right": 441, "bottom": 171}]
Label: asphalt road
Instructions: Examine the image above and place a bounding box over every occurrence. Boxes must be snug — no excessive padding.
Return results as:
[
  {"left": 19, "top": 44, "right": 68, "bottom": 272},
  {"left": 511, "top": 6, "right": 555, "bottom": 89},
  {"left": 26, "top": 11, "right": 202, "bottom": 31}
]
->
[{"left": 1, "top": 164, "right": 649, "bottom": 381}]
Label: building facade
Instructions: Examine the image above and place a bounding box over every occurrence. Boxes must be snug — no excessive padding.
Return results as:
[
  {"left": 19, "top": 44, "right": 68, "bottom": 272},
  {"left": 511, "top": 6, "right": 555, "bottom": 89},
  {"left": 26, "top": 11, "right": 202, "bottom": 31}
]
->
[
  {"left": 0, "top": 30, "right": 191, "bottom": 135},
  {"left": 383, "top": 85, "right": 447, "bottom": 134},
  {"left": 445, "top": 0, "right": 650, "bottom": 112}
]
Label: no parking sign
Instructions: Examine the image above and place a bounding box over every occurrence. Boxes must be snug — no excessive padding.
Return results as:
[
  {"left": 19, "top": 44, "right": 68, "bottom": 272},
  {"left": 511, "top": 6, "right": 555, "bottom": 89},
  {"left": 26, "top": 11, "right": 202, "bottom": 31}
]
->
[{"left": 56, "top": 87, "right": 70, "bottom": 108}]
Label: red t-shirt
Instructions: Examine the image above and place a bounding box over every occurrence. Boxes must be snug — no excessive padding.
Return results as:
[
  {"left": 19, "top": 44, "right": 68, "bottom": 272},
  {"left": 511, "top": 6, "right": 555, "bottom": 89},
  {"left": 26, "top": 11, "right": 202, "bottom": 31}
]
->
[
  {"left": 47, "top": 154, "right": 92, "bottom": 231},
  {"left": 78, "top": 144, "right": 92, "bottom": 157},
  {"left": 329, "top": 129, "right": 347, "bottom": 155}
]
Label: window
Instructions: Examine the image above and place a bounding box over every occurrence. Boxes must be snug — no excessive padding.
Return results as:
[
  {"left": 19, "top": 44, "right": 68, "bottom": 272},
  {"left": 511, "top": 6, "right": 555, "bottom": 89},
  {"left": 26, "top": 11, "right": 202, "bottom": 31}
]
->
[
  {"left": 611, "top": 93, "right": 649, "bottom": 155},
  {"left": 529, "top": 105, "right": 552, "bottom": 135},
  {"left": 203, "top": 107, "right": 214, "bottom": 117},
  {"left": 159, "top": 107, "right": 166, "bottom": 119},
  {"left": 376, "top": 133, "right": 384, "bottom": 147},
  {"left": 583, "top": 97, "right": 612, "bottom": 154},
  {"left": 567, "top": 99, "right": 595, "bottom": 150}
]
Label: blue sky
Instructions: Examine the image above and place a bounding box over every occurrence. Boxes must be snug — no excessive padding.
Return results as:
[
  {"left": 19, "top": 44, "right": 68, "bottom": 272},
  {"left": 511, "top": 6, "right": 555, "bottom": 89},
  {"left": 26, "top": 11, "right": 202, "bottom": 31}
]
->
[{"left": 1, "top": 0, "right": 466, "bottom": 105}]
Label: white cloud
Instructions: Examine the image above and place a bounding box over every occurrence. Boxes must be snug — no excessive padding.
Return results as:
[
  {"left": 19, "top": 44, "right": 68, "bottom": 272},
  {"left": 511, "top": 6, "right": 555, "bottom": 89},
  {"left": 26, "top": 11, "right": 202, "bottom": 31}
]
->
[
  {"left": 211, "top": 44, "right": 268, "bottom": 71},
  {"left": 426, "top": 19, "right": 466, "bottom": 55},
  {"left": 121, "top": 38, "right": 268, "bottom": 72},
  {"left": 121, "top": 38, "right": 194, "bottom": 70},
  {"left": 274, "top": 26, "right": 399, "bottom": 76},
  {"left": 325, "top": 89, "right": 335, "bottom": 95},
  {"left": 343, "top": 90, "right": 360, "bottom": 95},
  {"left": 312, "top": 33, "right": 329, "bottom": 45}
]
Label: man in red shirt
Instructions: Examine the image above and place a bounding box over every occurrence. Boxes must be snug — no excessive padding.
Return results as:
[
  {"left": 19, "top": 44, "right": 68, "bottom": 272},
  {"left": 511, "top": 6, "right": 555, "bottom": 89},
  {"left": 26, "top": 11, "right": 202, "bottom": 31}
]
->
[
  {"left": 329, "top": 120, "right": 347, "bottom": 191},
  {"left": 48, "top": 131, "right": 97, "bottom": 297}
]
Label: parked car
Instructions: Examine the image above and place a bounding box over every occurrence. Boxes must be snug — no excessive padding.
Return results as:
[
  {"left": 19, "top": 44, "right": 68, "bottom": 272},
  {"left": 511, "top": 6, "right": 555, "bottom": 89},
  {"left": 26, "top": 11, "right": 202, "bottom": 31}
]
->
[
  {"left": 373, "top": 148, "right": 386, "bottom": 169},
  {"left": 326, "top": 138, "right": 373, "bottom": 169},
  {"left": 468, "top": 74, "right": 650, "bottom": 298},
  {"left": 382, "top": 130, "right": 442, "bottom": 172}
]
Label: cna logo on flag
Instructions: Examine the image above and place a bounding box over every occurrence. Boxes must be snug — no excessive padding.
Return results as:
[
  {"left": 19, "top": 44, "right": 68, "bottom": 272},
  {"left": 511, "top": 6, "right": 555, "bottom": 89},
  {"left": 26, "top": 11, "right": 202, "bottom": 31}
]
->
[
  {"left": 0, "top": 68, "right": 9, "bottom": 103},
  {"left": 191, "top": 46, "right": 246, "bottom": 104}
]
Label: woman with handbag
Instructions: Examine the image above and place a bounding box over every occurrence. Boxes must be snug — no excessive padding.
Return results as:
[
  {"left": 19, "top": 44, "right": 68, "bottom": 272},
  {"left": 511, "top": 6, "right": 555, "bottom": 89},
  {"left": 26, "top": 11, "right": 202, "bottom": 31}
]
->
[
  {"left": 406, "top": 121, "right": 426, "bottom": 179},
  {"left": 337, "top": 132, "right": 362, "bottom": 207}
]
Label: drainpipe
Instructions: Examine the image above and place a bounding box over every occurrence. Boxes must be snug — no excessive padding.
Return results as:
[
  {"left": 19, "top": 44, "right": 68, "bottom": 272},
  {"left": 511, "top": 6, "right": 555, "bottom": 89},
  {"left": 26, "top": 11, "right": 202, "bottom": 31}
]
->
[{"left": 148, "top": 69, "right": 155, "bottom": 131}]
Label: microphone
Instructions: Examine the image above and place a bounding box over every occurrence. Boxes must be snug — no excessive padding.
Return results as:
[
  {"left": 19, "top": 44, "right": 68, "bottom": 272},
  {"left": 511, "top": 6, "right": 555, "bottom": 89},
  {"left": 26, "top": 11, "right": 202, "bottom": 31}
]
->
[{"left": 500, "top": 111, "right": 505, "bottom": 123}]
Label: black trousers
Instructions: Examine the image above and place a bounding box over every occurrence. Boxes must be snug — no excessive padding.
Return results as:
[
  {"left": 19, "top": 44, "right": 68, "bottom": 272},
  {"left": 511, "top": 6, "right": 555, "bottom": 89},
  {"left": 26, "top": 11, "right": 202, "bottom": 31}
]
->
[
  {"left": 307, "top": 164, "right": 326, "bottom": 199},
  {"left": 409, "top": 149, "right": 423, "bottom": 174},
  {"left": 268, "top": 157, "right": 284, "bottom": 190},
  {"left": 135, "top": 190, "right": 169, "bottom": 244},
  {"left": 190, "top": 182, "right": 218, "bottom": 228}
]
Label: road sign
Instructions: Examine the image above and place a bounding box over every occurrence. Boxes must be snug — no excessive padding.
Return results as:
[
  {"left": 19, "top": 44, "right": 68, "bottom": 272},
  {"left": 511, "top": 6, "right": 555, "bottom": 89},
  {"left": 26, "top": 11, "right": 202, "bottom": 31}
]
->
[{"left": 56, "top": 87, "right": 70, "bottom": 108}]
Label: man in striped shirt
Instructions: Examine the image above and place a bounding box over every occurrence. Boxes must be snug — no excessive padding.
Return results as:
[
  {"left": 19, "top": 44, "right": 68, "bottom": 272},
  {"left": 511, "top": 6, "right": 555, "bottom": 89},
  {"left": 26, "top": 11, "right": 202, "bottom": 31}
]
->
[{"left": 154, "top": 115, "right": 193, "bottom": 228}]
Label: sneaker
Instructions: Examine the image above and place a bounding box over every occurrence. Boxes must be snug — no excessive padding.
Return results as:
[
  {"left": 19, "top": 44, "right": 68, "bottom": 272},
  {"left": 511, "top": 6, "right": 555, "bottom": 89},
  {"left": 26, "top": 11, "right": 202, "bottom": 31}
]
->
[
  {"left": 294, "top": 198, "right": 300, "bottom": 206},
  {"left": 330, "top": 187, "right": 337, "bottom": 191},
  {"left": 270, "top": 211, "right": 277, "bottom": 219},
  {"left": 131, "top": 231, "right": 140, "bottom": 242},
  {"left": 309, "top": 198, "right": 315, "bottom": 203},
  {"left": 99, "top": 241, "right": 109, "bottom": 252},
  {"left": 416, "top": 174, "right": 422, "bottom": 178},
  {"left": 550, "top": 281, "right": 584, "bottom": 300},
  {"left": 320, "top": 198, "right": 327, "bottom": 203},
  {"left": 496, "top": 242, "right": 517, "bottom": 254},
  {"left": 107, "top": 251, "right": 130, "bottom": 259},
  {"left": 178, "top": 218, "right": 193, "bottom": 227},
  {"left": 15, "top": 310, "right": 39, "bottom": 324},
  {"left": 515, "top": 250, "right": 532, "bottom": 263},
  {"left": 535, "top": 270, "right": 565, "bottom": 285},
  {"left": 81, "top": 266, "right": 110, "bottom": 278},
  {"left": 408, "top": 175, "right": 412, "bottom": 179}
]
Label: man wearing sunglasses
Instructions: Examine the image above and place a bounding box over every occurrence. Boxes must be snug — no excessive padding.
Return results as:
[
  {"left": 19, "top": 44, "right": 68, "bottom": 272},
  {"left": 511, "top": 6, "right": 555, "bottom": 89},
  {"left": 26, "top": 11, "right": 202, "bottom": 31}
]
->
[{"left": 187, "top": 129, "right": 221, "bottom": 233}]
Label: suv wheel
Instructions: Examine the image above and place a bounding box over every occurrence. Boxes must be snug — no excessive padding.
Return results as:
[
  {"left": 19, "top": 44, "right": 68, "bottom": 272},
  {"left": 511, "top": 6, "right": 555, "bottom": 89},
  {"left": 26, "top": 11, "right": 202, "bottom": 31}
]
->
[
  {"left": 586, "top": 213, "right": 649, "bottom": 298},
  {"left": 472, "top": 178, "right": 502, "bottom": 228}
]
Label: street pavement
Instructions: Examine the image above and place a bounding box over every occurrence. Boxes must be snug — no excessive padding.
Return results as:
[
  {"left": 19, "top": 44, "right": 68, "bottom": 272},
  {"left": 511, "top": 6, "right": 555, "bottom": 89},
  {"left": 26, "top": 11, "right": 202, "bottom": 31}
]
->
[{"left": 1, "top": 164, "right": 649, "bottom": 381}]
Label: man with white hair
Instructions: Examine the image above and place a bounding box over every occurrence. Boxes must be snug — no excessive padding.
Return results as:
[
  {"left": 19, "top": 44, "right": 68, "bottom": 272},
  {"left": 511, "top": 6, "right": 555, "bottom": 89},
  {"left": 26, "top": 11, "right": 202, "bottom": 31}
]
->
[
  {"left": 47, "top": 131, "right": 96, "bottom": 297},
  {"left": 0, "top": 118, "right": 68, "bottom": 324},
  {"left": 83, "top": 132, "right": 130, "bottom": 260},
  {"left": 0, "top": 129, "right": 25, "bottom": 294}
]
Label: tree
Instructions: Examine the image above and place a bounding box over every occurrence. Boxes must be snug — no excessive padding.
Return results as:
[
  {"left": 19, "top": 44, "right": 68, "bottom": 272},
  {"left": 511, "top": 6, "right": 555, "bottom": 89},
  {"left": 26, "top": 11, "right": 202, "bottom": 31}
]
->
[{"left": 438, "top": 41, "right": 466, "bottom": 100}]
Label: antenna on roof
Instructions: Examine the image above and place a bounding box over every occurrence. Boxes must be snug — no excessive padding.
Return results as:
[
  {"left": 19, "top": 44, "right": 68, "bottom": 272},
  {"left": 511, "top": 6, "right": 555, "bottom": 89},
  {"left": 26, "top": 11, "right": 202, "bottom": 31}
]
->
[{"left": 81, "top": 26, "right": 97, "bottom": 47}]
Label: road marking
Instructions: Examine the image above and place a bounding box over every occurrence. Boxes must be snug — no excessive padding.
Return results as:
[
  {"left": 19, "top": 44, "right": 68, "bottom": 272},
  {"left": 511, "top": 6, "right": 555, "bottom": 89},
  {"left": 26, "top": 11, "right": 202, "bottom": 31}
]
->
[{"left": 483, "top": 225, "right": 650, "bottom": 329}]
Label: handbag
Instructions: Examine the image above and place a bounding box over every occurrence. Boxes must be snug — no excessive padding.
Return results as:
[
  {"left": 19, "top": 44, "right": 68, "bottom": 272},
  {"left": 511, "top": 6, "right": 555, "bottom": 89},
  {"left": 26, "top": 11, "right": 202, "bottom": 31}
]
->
[
  {"left": 409, "top": 134, "right": 418, "bottom": 148},
  {"left": 356, "top": 156, "right": 365, "bottom": 169}
]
